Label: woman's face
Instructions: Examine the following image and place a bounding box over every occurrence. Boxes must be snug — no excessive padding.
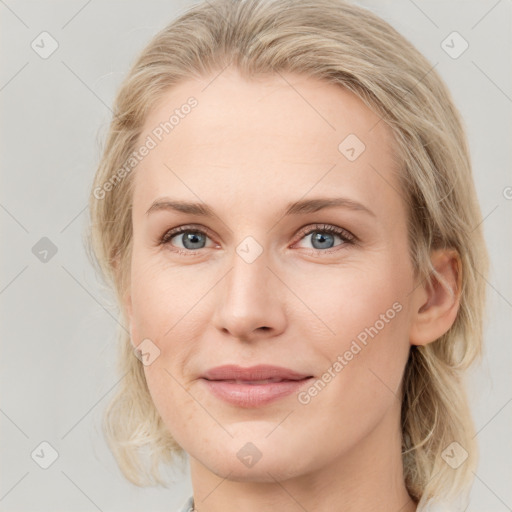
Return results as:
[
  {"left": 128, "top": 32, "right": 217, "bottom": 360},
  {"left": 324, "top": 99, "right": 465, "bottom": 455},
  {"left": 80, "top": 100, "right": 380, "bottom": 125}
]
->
[{"left": 125, "top": 68, "right": 424, "bottom": 482}]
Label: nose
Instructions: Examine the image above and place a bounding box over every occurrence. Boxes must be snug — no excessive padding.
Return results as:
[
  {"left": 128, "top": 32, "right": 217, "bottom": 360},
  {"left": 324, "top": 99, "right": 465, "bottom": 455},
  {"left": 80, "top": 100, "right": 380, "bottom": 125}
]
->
[{"left": 212, "top": 245, "right": 287, "bottom": 342}]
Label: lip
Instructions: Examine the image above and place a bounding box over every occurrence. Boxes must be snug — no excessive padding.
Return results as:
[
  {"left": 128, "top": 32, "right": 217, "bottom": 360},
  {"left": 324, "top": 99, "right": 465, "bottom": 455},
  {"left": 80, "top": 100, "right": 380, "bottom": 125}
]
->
[
  {"left": 200, "top": 365, "right": 314, "bottom": 407},
  {"left": 202, "top": 364, "right": 311, "bottom": 381}
]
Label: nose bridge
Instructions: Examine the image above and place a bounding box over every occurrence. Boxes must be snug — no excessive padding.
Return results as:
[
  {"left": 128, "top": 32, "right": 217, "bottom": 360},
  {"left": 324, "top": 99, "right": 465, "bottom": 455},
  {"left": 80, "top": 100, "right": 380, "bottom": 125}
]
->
[
  {"left": 225, "top": 239, "right": 273, "bottom": 311},
  {"left": 213, "top": 236, "right": 286, "bottom": 338}
]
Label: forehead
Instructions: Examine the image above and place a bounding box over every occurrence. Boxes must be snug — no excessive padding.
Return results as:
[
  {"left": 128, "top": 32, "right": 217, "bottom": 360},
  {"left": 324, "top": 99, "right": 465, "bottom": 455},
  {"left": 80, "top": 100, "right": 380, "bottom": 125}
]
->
[{"left": 133, "top": 68, "right": 402, "bottom": 218}]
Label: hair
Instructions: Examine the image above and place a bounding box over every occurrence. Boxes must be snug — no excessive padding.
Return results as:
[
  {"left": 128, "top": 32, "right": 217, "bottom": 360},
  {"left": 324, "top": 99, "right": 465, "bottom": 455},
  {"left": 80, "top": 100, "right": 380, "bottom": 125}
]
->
[{"left": 85, "top": 0, "right": 489, "bottom": 507}]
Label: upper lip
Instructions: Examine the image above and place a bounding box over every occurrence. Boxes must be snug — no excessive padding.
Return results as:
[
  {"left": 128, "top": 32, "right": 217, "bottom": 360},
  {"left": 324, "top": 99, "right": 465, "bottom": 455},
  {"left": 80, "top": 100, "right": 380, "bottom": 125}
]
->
[{"left": 202, "top": 364, "right": 312, "bottom": 381}]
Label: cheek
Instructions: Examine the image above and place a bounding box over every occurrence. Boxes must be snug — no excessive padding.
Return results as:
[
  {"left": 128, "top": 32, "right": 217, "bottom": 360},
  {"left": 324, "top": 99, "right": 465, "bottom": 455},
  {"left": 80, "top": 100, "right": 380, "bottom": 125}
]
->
[
  {"left": 290, "top": 257, "right": 408, "bottom": 344},
  {"left": 128, "top": 252, "right": 212, "bottom": 434},
  {"left": 129, "top": 249, "right": 213, "bottom": 342},
  {"left": 292, "top": 260, "right": 410, "bottom": 406},
  {"left": 142, "top": 362, "right": 198, "bottom": 449}
]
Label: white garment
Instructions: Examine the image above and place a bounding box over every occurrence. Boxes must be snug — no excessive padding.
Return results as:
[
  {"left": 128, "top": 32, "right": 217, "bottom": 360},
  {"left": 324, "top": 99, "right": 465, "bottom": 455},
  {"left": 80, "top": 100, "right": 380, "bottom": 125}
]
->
[{"left": 177, "top": 495, "right": 194, "bottom": 512}]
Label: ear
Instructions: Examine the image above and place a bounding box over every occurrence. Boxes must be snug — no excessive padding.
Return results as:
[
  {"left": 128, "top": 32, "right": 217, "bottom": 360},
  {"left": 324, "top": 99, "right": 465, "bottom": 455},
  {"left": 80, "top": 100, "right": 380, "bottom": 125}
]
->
[{"left": 409, "top": 249, "right": 462, "bottom": 346}]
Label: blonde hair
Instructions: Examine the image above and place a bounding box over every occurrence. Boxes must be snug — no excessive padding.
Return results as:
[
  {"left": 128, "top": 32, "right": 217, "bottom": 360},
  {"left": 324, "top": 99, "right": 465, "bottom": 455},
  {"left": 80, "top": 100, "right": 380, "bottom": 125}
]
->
[{"left": 85, "top": 0, "right": 489, "bottom": 506}]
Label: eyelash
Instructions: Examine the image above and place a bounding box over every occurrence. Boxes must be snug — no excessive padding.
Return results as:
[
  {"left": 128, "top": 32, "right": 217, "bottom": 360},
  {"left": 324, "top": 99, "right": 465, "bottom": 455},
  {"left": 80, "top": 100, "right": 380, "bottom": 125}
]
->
[{"left": 159, "top": 223, "right": 356, "bottom": 256}]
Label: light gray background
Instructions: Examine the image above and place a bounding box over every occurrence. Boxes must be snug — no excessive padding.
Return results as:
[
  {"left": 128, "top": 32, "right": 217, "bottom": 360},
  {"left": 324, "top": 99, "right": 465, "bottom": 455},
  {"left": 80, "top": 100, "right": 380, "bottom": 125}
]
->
[{"left": 1, "top": 1, "right": 511, "bottom": 511}]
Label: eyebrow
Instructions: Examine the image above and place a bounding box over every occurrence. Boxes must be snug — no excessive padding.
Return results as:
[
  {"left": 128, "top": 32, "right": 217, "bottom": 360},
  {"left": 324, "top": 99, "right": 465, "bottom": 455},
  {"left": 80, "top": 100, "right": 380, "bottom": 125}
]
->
[{"left": 146, "top": 196, "right": 375, "bottom": 218}]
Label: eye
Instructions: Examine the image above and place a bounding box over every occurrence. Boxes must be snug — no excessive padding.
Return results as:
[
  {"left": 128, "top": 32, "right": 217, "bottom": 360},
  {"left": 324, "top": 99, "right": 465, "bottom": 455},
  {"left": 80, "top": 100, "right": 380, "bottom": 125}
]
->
[
  {"left": 160, "top": 224, "right": 216, "bottom": 253},
  {"left": 293, "top": 223, "right": 355, "bottom": 252}
]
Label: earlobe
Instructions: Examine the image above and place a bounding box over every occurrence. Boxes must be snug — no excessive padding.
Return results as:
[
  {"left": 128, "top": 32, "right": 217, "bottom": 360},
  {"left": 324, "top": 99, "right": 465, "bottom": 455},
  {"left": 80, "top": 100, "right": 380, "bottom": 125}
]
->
[{"left": 409, "top": 249, "right": 461, "bottom": 347}]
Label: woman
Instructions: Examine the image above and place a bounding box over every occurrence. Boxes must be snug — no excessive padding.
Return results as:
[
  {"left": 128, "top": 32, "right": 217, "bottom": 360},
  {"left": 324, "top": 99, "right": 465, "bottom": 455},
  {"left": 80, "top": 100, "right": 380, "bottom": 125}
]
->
[{"left": 86, "top": 0, "right": 489, "bottom": 510}]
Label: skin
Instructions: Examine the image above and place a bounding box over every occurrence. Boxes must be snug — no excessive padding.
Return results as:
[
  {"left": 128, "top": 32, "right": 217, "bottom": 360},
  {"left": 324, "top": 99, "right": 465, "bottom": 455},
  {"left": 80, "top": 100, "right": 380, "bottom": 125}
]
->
[{"left": 124, "top": 67, "right": 460, "bottom": 512}]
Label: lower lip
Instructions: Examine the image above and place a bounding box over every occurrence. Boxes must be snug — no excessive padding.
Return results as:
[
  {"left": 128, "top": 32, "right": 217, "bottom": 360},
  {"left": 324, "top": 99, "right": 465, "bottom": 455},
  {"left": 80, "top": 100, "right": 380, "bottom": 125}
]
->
[{"left": 201, "top": 378, "right": 313, "bottom": 407}]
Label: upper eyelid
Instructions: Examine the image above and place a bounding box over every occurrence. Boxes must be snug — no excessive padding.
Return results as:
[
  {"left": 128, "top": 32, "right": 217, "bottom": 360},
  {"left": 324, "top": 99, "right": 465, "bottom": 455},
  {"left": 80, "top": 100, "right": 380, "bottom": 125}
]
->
[
  {"left": 295, "top": 223, "right": 355, "bottom": 242},
  {"left": 161, "top": 223, "right": 216, "bottom": 243}
]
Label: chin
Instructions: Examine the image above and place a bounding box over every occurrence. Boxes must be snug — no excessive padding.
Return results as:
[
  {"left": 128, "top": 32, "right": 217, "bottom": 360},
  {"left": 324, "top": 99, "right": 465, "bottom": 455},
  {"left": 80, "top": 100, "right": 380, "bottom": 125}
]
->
[
  {"left": 192, "top": 440, "right": 314, "bottom": 483},
  {"left": 207, "top": 457, "right": 306, "bottom": 483}
]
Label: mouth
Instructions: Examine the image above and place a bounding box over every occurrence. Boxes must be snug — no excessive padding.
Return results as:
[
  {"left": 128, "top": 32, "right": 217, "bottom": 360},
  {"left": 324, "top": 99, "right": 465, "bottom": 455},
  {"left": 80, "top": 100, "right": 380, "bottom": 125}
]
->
[
  {"left": 201, "top": 364, "right": 313, "bottom": 382},
  {"left": 200, "top": 366, "right": 314, "bottom": 407},
  {"left": 207, "top": 378, "right": 309, "bottom": 385}
]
